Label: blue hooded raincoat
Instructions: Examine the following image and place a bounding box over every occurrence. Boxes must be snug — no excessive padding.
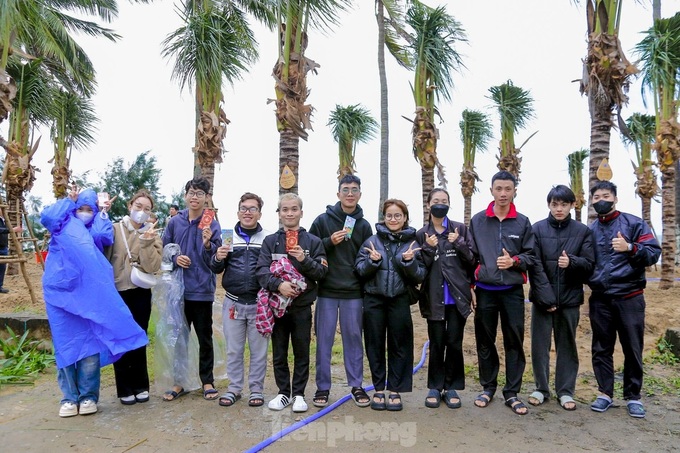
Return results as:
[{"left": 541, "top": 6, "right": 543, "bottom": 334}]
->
[{"left": 41, "top": 189, "right": 148, "bottom": 369}]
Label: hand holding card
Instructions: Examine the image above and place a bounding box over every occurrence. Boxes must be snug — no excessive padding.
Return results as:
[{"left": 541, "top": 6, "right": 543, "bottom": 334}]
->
[{"left": 343, "top": 216, "right": 356, "bottom": 240}]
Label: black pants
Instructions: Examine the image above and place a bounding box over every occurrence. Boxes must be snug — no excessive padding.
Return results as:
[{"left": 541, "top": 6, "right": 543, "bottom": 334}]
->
[
  {"left": 271, "top": 305, "right": 312, "bottom": 397},
  {"left": 113, "top": 288, "right": 152, "bottom": 397},
  {"left": 474, "top": 286, "right": 525, "bottom": 399},
  {"left": 427, "top": 305, "right": 467, "bottom": 391},
  {"left": 184, "top": 300, "right": 214, "bottom": 386},
  {"left": 589, "top": 293, "right": 645, "bottom": 400},
  {"left": 363, "top": 293, "right": 413, "bottom": 393},
  {"left": 530, "top": 304, "right": 580, "bottom": 399}
]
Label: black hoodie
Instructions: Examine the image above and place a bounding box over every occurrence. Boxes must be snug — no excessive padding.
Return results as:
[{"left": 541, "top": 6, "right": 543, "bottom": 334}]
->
[{"left": 310, "top": 202, "right": 373, "bottom": 299}]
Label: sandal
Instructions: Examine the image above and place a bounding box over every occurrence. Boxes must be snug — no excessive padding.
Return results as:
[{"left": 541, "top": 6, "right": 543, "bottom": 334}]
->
[
  {"left": 590, "top": 395, "right": 613, "bottom": 413},
  {"left": 313, "top": 389, "right": 330, "bottom": 408},
  {"left": 444, "top": 389, "right": 462, "bottom": 409},
  {"left": 558, "top": 395, "right": 577, "bottom": 411},
  {"left": 386, "top": 393, "right": 403, "bottom": 411},
  {"left": 351, "top": 387, "right": 371, "bottom": 408},
  {"left": 218, "top": 391, "right": 241, "bottom": 407},
  {"left": 163, "top": 386, "right": 189, "bottom": 402},
  {"left": 626, "top": 400, "right": 645, "bottom": 418},
  {"left": 474, "top": 391, "right": 493, "bottom": 408},
  {"left": 248, "top": 393, "right": 264, "bottom": 407},
  {"left": 203, "top": 384, "right": 219, "bottom": 401},
  {"left": 370, "top": 392, "right": 386, "bottom": 411},
  {"left": 425, "top": 389, "right": 441, "bottom": 408},
  {"left": 528, "top": 391, "right": 545, "bottom": 406},
  {"left": 505, "top": 396, "right": 528, "bottom": 415}
]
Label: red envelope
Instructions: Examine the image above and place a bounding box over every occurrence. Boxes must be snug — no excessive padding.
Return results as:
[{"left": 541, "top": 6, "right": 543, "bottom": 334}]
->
[
  {"left": 198, "top": 209, "right": 215, "bottom": 229},
  {"left": 285, "top": 230, "right": 298, "bottom": 252}
]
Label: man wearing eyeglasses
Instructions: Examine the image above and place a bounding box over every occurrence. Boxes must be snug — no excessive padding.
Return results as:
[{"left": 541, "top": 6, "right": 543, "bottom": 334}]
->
[
  {"left": 210, "top": 193, "right": 271, "bottom": 408},
  {"left": 162, "top": 176, "right": 222, "bottom": 402},
  {"left": 309, "top": 175, "right": 373, "bottom": 408}
]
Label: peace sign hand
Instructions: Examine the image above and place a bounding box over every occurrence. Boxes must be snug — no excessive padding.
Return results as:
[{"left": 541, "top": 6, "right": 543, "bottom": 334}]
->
[
  {"left": 364, "top": 241, "right": 382, "bottom": 262},
  {"left": 402, "top": 241, "right": 421, "bottom": 262},
  {"left": 141, "top": 222, "right": 158, "bottom": 239}
]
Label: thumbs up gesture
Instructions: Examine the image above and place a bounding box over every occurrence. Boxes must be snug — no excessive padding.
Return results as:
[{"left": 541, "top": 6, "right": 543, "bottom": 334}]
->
[
  {"left": 497, "top": 248, "right": 514, "bottom": 270},
  {"left": 611, "top": 231, "right": 631, "bottom": 253},
  {"left": 448, "top": 227, "right": 460, "bottom": 243},
  {"left": 558, "top": 250, "right": 570, "bottom": 268}
]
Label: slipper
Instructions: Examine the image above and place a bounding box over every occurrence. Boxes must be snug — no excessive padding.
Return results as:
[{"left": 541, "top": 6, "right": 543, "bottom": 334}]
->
[
  {"left": 135, "top": 391, "right": 150, "bottom": 403},
  {"left": 370, "top": 392, "right": 386, "bottom": 411},
  {"left": 626, "top": 400, "right": 645, "bottom": 418},
  {"left": 558, "top": 395, "right": 577, "bottom": 411},
  {"left": 528, "top": 391, "right": 545, "bottom": 406},
  {"left": 218, "top": 391, "right": 241, "bottom": 407},
  {"left": 163, "top": 386, "right": 189, "bottom": 402},
  {"left": 386, "top": 393, "right": 403, "bottom": 411},
  {"left": 425, "top": 389, "right": 441, "bottom": 408},
  {"left": 313, "top": 389, "right": 330, "bottom": 408},
  {"left": 505, "top": 396, "right": 528, "bottom": 415},
  {"left": 590, "top": 396, "right": 613, "bottom": 413},
  {"left": 474, "top": 391, "right": 493, "bottom": 408},
  {"left": 350, "top": 387, "right": 371, "bottom": 408},
  {"left": 444, "top": 389, "right": 462, "bottom": 409},
  {"left": 203, "top": 385, "right": 219, "bottom": 401},
  {"left": 248, "top": 393, "right": 265, "bottom": 407}
]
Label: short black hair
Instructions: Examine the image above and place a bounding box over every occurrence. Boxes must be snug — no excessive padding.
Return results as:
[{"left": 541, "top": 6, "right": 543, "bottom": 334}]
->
[
  {"left": 590, "top": 180, "right": 617, "bottom": 197},
  {"left": 184, "top": 176, "right": 210, "bottom": 194},
  {"left": 546, "top": 185, "right": 576, "bottom": 204},
  {"left": 427, "top": 187, "right": 449, "bottom": 204},
  {"left": 338, "top": 174, "right": 361, "bottom": 191},
  {"left": 491, "top": 171, "right": 517, "bottom": 187},
  {"left": 170, "top": 204, "right": 180, "bottom": 210}
]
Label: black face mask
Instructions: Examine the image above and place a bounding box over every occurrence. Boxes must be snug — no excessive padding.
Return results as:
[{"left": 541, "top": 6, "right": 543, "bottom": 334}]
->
[
  {"left": 430, "top": 204, "right": 449, "bottom": 219},
  {"left": 593, "top": 200, "right": 615, "bottom": 215}
]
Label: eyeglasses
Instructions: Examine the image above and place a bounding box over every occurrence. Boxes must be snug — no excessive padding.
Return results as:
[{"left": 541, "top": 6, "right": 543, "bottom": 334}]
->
[
  {"left": 186, "top": 190, "right": 206, "bottom": 198},
  {"left": 239, "top": 206, "right": 260, "bottom": 213},
  {"left": 340, "top": 188, "right": 360, "bottom": 195},
  {"left": 384, "top": 213, "right": 404, "bottom": 220}
]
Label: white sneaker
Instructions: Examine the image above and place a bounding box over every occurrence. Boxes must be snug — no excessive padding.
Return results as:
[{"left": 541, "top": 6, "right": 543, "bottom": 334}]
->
[
  {"left": 292, "top": 395, "right": 308, "bottom": 413},
  {"left": 59, "top": 402, "right": 78, "bottom": 418},
  {"left": 268, "top": 394, "right": 291, "bottom": 411},
  {"left": 79, "top": 399, "right": 98, "bottom": 415}
]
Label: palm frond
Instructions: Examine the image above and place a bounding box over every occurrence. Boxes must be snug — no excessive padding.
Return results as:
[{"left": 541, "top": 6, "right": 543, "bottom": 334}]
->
[
  {"left": 328, "top": 103, "right": 379, "bottom": 147},
  {"left": 487, "top": 79, "right": 535, "bottom": 133},
  {"left": 49, "top": 88, "right": 98, "bottom": 152},
  {"left": 459, "top": 108, "right": 492, "bottom": 164}
]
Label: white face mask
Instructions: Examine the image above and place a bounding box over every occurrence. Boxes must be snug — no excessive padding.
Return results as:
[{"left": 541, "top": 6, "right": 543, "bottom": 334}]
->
[
  {"left": 130, "top": 209, "right": 150, "bottom": 225},
  {"left": 76, "top": 212, "right": 94, "bottom": 224}
]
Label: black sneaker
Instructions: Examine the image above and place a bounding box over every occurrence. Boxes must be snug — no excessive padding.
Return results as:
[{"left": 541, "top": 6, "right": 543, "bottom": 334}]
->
[{"left": 0, "top": 287, "right": 9, "bottom": 294}]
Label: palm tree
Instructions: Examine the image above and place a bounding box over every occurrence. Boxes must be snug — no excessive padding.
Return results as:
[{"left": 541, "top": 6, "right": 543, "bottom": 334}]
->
[
  {"left": 162, "top": 1, "right": 275, "bottom": 194},
  {"left": 487, "top": 80, "right": 536, "bottom": 182},
  {"left": 577, "top": 0, "right": 638, "bottom": 223},
  {"left": 567, "top": 149, "right": 589, "bottom": 223},
  {"left": 621, "top": 113, "right": 658, "bottom": 230},
  {"left": 49, "top": 88, "right": 98, "bottom": 199},
  {"left": 634, "top": 12, "right": 680, "bottom": 289},
  {"left": 459, "top": 108, "right": 492, "bottom": 225},
  {"left": 375, "top": 0, "right": 412, "bottom": 219},
  {"left": 272, "top": 0, "right": 351, "bottom": 196},
  {"left": 404, "top": 0, "right": 466, "bottom": 224},
  {"left": 327, "top": 104, "right": 378, "bottom": 179}
]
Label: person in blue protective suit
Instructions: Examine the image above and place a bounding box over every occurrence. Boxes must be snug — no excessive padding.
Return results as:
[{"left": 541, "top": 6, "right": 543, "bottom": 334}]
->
[{"left": 41, "top": 186, "right": 148, "bottom": 418}]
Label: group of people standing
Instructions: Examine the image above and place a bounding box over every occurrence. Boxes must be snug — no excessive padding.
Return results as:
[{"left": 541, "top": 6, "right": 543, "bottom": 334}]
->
[{"left": 42, "top": 170, "right": 660, "bottom": 420}]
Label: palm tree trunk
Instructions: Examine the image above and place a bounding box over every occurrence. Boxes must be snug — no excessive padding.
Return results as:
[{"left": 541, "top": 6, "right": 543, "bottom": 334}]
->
[
  {"left": 659, "top": 166, "right": 676, "bottom": 289},
  {"left": 587, "top": 102, "right": 612, "bottom": 224},
  {"left": 421, "top": 165, "right": 434, "bottom": 226},
  {"left": 464, "top": 195, "right": 472, "bottom": 226},
  {"left": 641, "top": 197, "right": 652, "bottom": 232},
  {"left": 676, "top": 160, "right": 680, "bottom": 266},
  {"left": 377, "top": 1, "right": 389, "bottom": 221},
  {"left": 279, "top": 127, "right": 299, "bottom": 196},
  {"left": 575, "top": 207, "right": 582, "bottom": 223}
]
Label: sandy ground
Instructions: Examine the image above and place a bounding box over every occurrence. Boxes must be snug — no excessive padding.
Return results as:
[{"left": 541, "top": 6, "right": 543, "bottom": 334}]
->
[{"left": 1, "top": 261, "right": 679, "bottom": 452}]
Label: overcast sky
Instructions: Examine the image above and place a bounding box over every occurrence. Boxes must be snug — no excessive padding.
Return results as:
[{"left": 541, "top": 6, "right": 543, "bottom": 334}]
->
[{"left": 6, "top": 0, "right": 680, "bottom": 233}]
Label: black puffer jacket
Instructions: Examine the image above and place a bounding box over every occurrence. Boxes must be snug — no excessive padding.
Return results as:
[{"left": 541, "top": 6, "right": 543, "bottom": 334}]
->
[
  {"left": 528, "top": 214, "right": 595, "bottom": 309},
  {"left": 416, "top": 219, "right": 478, "bottom": 320},
  {"left": 588, "top": 211, "right": 661, "bottom": 297},
  {"left": 210, "top": 222, "right": 270, "bottom": 303},
  {"left": 309, "top": 202, "right": 373, "bottom": 299},
  {"left": 355, "top": 224, "right": 426, "bottom": 298}
]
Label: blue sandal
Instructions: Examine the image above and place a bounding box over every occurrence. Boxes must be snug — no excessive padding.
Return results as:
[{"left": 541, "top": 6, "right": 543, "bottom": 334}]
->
[
  {"left": 386, "top": 393, "right": 403, "bottom": 411},
  {"left": 444, "top": 389, "right": 462, "bottom": 409},
  {"left": 590, "top": 396, "right": 613, "bottom": 413},
  {"left": 371, "top": 392, "right": 386, "bottom": 411},
  {"left": 627, "top": 400, "right": 645, "bottom": 418}
]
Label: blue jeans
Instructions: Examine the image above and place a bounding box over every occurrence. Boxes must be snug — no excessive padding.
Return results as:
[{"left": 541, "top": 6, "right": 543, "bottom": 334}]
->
[{"left": 57, "top": 354, "right": 101, "bottom": 404}]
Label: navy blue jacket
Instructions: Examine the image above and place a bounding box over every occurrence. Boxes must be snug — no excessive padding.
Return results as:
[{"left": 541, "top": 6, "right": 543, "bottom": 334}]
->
[{"left": 588, "top": 211, "right": 660, "bottom": 297}]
